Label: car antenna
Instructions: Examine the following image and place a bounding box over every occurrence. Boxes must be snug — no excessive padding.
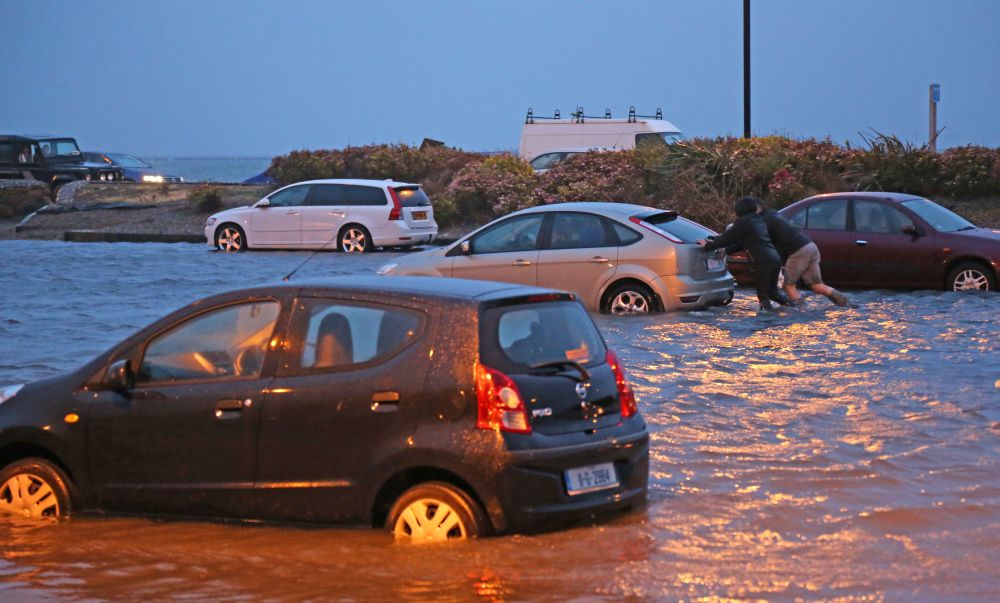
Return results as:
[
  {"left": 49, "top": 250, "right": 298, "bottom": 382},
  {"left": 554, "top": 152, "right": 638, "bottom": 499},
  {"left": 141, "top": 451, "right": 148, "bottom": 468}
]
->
[{"left": 282, "top": 230, "right": 341, "bottom": 281}]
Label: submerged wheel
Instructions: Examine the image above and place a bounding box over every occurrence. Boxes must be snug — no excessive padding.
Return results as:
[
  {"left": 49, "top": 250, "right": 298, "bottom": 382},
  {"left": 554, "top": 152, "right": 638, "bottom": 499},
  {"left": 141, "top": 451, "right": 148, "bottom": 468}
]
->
[
  {"left": 604, "top": 282, "right": 655, "bottom": 315},
  {"left": 386, "top": 482, "right": 489, "bottom": 543},
  {"left": 215, "top": 224, "right": 247, "bottom": 252},
  {"left": 339, "top": 225, "right": 372, "bottom": 253},
  {"left": 947, "top": 261, "right": 995, "bottom": 291},
  {"left": 0, "top": 458, "right": 73, "bottom": 520}
]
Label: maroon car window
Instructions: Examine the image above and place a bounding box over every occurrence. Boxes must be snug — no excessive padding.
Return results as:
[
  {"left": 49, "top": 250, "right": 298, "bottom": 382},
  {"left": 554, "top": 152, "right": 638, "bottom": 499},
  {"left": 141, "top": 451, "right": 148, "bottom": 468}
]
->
[
  {"left": 854, "top": 201, "right": 914, "bottom": 234},
  {"left": 806, "top": 199, "right": 847, "bottom": 230},
  {"left": 787, "top": 208, "right": 806, "bottom": 228}
]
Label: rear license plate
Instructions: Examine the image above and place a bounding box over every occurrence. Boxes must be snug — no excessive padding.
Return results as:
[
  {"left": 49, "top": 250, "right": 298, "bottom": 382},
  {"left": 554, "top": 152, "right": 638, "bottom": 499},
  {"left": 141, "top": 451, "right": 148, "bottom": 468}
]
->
[
  {"left": 564, "top": 462, "right": 619, "bottom": 496},
  {"left": 412, "top": 211, "right": 428, "bottom": 220},
  {"left": 706, "top": 257, "right": 724, "bottom": 271}
]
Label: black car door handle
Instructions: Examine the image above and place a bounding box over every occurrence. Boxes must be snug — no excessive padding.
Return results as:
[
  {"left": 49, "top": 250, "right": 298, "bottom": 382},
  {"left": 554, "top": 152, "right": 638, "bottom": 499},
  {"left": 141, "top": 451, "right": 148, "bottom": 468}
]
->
[
  {"left": 214, "top": 398, "right": 249, "bottom": 419},
  {"left": 370, "top": 391, "right": 400, "bottom": 413}
]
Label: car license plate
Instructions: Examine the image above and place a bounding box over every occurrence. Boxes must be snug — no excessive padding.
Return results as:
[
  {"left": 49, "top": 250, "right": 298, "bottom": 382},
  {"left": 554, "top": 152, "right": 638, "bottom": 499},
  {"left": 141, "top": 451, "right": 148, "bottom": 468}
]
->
[
  {"left": 564, "top": 462, "right": 619, "bottom": 496},
  {"left": 412, "top": 211, "right": 428, "bottom": 220},
  {"left": 706, "top": 257, "right": 724, "bottom": 271}
]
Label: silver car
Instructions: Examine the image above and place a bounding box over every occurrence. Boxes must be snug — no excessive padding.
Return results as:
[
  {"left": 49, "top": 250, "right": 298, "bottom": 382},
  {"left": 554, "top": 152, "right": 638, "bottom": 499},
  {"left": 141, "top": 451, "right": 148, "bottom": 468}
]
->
[{"left": 377, "top": 202, "right": 735, "bottom": 314}]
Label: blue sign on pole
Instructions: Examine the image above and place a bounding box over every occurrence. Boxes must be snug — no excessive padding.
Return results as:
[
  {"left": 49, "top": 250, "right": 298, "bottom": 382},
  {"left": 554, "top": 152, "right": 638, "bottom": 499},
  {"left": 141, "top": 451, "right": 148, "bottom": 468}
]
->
[{"left": 931, "top": 84, "right": 941, "bottom": 103}]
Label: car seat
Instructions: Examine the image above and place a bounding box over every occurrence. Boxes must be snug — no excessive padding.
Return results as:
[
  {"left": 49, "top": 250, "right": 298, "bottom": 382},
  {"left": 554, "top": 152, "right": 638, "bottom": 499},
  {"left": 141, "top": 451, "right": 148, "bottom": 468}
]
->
[{"left": 314, "top": 312, "right": 353, "bottom": 367}]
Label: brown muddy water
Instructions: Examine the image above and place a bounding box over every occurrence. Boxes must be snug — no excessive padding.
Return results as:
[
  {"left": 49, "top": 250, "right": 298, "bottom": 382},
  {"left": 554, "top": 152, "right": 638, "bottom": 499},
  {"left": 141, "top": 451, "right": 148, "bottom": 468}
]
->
[{"left": 1, "top": 241, "right": 998, "bottom": 601}]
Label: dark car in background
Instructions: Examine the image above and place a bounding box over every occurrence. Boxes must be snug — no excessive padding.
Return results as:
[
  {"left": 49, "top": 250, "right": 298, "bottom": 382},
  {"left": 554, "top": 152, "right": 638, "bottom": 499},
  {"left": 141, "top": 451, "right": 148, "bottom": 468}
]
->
[
  {"left": 0, "top": 135, "right": 123, "bottom": 196},
  {"left": 0, "top": 277, "right": 648, "bottom": 542},
  {"left": 84, "top": 152, "right": 184, "bottom": 183},
  {"left": 728, "top": 192, "right": 1000, "bottom": 291}
]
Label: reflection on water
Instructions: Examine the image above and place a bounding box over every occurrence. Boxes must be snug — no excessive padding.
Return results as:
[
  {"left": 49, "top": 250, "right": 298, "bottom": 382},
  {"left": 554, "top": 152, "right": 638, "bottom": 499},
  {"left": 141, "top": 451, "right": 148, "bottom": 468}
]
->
[{"left": 1, "top": 240, "right": 999, "bottom": 600}]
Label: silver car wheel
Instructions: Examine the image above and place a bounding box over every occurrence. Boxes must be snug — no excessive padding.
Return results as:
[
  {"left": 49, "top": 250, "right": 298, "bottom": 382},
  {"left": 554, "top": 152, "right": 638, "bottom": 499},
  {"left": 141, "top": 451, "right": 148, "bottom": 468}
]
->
[
  {"left": 216, "top": 226, "right": 244, "bottom": 252},
  {"left": 341, "top": 228, "right": 368, "bottom": 253},
  {"left": 392, "top": 498, "right": 467, "bottom": 542},
  {"left": 610, "top": 290, "right": 651, "bottom": 314},
  {"left": 952, "top": 268, "right": 989, "bottom": 291},
  {"left": 0, "top": 473, "right": 60, "bottom": 519}
]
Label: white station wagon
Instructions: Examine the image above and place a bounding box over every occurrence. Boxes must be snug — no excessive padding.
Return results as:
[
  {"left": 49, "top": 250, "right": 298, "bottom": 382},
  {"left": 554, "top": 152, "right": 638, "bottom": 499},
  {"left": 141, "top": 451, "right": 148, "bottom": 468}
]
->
[{"left": 205, "top": 179, "right": 437, "bottom": 253}]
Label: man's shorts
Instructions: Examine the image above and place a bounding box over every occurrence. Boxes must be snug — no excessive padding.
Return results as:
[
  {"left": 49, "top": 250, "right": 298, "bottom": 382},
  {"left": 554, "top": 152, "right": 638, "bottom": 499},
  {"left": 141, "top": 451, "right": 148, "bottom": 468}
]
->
[{"left": 784, "top": 242, "right": 823, "bottom": 285}]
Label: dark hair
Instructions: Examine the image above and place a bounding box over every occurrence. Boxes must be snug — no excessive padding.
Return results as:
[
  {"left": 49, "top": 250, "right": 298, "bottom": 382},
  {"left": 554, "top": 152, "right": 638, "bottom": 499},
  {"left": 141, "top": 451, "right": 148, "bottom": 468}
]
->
[{"left": 733, "top": 196, "right": 760, "bottom": 217}]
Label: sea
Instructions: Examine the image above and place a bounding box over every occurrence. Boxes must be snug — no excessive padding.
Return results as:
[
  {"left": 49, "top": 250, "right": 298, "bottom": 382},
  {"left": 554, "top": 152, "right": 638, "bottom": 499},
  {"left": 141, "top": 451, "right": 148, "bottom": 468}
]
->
[{"left": 140, "top": 157, "right": 273, "bottom": 183}]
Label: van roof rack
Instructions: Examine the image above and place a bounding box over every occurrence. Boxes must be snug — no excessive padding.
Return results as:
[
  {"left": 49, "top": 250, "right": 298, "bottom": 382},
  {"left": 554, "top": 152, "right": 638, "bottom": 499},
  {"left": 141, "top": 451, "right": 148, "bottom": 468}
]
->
[{"left": 525, "top": 106, "right": 663, "bottom": 124}]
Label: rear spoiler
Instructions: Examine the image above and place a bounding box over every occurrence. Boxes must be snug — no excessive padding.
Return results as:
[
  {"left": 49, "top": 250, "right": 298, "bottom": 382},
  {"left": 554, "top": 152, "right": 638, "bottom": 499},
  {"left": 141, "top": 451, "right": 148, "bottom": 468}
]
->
[{"left": 631, "top": 209, "right": 678, "bottom": 223}]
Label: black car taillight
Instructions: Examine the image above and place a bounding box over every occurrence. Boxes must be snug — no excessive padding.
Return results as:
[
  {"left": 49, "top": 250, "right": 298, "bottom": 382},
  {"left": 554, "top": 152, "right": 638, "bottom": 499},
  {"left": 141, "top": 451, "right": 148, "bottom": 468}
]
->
[
  {"left": 606, "top": 350, "right": 637, "bottom": 418},
  {"left": 387, "top": 187, "right": 403, "bottom": 220},
  {"left": 475, "top": 363, "right": 531, "bottom": 434}
]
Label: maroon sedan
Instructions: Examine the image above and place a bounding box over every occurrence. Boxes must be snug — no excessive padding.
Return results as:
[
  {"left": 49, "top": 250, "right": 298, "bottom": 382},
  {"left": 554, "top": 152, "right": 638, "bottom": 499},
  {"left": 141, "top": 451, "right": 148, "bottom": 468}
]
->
[{"left": 729, "top": 192, "right": 1000, "bottom": 291}]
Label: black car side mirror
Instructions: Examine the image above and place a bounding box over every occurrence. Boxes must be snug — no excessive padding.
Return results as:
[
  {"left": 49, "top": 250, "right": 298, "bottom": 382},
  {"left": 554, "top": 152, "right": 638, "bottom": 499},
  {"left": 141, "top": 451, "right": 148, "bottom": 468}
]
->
[
  {"left": 902, "top": 224, "right": 922, "bottom": 238},
  {"left": 103, "top": 359, "right": 133, "bottom": 393}
]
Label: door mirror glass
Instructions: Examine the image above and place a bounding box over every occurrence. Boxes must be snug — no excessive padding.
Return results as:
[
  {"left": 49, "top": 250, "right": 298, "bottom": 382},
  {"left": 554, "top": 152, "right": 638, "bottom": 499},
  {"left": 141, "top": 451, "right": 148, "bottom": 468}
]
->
[
  {"left": 902, "top": 224, "right": 920, "bottom": 236},
  {"left": 103, "top": 359, "right": 133, "bottom": 392}
]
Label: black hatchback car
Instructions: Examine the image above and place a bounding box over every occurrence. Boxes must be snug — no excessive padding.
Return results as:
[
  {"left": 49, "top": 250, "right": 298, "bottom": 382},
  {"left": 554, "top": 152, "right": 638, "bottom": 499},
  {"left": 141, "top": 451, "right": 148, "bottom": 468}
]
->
[{"left": 0, "top": 277, "right": 648, "bottom": 541}]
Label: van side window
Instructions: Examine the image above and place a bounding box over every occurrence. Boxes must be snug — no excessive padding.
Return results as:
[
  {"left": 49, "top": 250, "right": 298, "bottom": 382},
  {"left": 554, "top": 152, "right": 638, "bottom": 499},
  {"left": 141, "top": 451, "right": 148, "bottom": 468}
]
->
[
  {"left": 347, "top": 186, "right": 388, "bottom": 206},
  {"left": 306, "top": 184, "right": 348, "bottom": 206},
  {"left": 268, "top": 185, "right": 311, "bottom": 208}
]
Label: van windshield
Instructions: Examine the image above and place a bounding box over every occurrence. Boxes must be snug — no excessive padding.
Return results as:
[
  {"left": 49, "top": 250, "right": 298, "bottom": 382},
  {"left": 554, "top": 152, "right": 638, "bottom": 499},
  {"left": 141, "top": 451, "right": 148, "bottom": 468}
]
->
[{"left": 635, "top": 132, "right": 682, "bottom": 147}]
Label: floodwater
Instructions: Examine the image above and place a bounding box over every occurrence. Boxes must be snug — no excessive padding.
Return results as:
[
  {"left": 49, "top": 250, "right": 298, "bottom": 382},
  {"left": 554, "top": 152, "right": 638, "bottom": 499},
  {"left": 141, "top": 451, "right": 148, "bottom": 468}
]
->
[{"left": 1, "top": 240, "right": 998, "bottom": 601}]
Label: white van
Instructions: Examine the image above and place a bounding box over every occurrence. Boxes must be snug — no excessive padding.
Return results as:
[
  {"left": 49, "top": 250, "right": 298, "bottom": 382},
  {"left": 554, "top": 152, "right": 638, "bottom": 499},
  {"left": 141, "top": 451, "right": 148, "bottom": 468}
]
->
[{"left": 519, "top": 107, "right": 682, "bottom": 162}]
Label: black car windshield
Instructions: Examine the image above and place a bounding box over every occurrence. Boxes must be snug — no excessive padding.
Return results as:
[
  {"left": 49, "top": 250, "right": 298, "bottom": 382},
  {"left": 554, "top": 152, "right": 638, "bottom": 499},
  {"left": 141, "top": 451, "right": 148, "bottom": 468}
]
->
[
  {"left": 492, "top": 301, "right": 606, "bottom": 368},
  {"left": 901, "top": 198, "right": 976, "bottom": 232},
  {"left": 38, "top": 139, "right": 82, "bottom": 158},
  {"left": 107, "top": 154, "right": 152, "bottom": 168}
]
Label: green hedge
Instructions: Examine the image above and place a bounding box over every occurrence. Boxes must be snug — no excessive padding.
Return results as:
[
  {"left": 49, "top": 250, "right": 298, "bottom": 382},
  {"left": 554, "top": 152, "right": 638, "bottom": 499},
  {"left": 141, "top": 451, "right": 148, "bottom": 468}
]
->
[{"left": 268, "top": 136, "right": 1000, "bottom": 231}]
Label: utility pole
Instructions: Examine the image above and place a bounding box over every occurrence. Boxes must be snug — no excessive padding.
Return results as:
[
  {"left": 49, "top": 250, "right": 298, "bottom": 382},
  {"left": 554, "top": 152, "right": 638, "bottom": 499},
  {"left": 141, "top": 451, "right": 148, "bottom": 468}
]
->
[
  {"left": 743, "top": 0, "right": 751, "bottom": 139},
  {"left": 929, "top": 83, "right": 940, "bottom": 152}
]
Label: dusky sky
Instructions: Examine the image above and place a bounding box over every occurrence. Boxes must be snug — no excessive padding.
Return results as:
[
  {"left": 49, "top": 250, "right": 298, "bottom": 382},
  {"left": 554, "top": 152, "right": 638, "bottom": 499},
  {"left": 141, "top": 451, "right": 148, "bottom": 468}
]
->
[{"left": 2, "top": 0, "right": 997, "bottom": 157}]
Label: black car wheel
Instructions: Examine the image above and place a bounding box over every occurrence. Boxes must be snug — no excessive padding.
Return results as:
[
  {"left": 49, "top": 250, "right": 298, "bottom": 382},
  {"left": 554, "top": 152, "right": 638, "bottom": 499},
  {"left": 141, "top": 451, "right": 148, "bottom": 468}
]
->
[
  {"left": 386, "top": 482, "right": 490, "bottom": 542},
  {"left": 216, "top": 224, "right": 247, "bottom": 252},
  {"left": 339, "top": 225, "right": 372, "bottom": 253},
  {"left": 604, "top": 282, "right": 656, "bottom": 315},
  {"left": 947, "top": 261, "right": 996, "bottom": 291},
  {"left": 0, "top": 458, "right": 74, "bottom": 520}
]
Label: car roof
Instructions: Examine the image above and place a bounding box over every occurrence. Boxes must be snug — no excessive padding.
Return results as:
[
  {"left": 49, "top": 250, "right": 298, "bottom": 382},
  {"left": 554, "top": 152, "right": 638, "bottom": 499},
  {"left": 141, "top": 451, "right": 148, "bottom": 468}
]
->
[
  {"left": 0, "top": 134, "right": 68, "bottom": 142},
  {"left": 801, "top": 192, "right": 925, "bottom": 204},
  {"left": 198, "top": 276, "right": 571, "bottom": 306},
  {"left": 278, "top": 178, "right": 420, "bottom": 188},
  {"left": 532, "top": 147, "right": 612, "bottom": 154},
  {"left": 512, "top": 201, "right": 661, "bottom": 218}
]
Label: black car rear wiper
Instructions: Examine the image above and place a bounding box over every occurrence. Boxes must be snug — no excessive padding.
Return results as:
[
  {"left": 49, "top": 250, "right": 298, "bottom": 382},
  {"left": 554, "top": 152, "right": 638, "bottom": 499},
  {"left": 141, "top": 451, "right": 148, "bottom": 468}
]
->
[{"left": 529, "top": 360, "right": 591, "bottom": 382}]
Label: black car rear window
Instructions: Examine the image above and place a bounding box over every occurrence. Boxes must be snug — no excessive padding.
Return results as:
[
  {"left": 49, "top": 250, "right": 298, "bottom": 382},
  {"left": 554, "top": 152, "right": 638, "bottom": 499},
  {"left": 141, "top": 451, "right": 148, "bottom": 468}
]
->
[
  {"left": 394, "top": 186, "right": 431, "bottom": 207},
  {"left": 481, "top": 301, "right": 606, "bottom": 371}
]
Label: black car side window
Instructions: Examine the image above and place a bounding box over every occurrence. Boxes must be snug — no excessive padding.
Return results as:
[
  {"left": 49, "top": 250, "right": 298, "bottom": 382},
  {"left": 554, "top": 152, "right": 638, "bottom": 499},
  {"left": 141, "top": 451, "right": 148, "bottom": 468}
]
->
[
  {"left": 136, "top": 301, "right": 281, "bottom": 384},
  {"left": 267, "top": 185, "right": 310, "bottom": 208},
  {"left": 806, "top": 200, "right": 847, "bottom": 230},
  {"left": 471, "top": 214, "right": 544, "bottom": 254},
  {"left": 547, "top": 212, "right": 614, "bottom": 249},
  {"left": 280, "top": 300, "right": 422, "bottom": 374},
  {"left": 347, "top": 185, "right": 389, "bottom": 206}
]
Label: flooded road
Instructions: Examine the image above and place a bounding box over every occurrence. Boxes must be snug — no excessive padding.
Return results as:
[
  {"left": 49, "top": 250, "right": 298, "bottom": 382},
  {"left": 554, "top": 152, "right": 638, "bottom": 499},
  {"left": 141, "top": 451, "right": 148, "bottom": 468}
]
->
[{"left": 1, "top": 240, "right": 999, "bottom": 601}]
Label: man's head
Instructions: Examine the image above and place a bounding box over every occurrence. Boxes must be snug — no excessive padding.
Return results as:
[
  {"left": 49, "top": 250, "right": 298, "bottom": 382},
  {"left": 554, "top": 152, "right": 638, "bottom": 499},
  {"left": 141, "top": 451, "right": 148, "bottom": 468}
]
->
[{"left": 733, "top": 196, "right": 761, "bottom": 217}]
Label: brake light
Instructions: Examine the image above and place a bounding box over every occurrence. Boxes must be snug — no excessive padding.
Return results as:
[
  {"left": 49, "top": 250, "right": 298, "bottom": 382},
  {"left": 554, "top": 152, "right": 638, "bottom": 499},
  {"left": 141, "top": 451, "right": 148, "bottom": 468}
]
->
[
  {"left": 387, "top": 187, "right": 403, "bottom": 220},
  {"left": 606, "top": 350, "right": 637, "bottom": 418},
  {"left": 629, "top": 216, "right": 682, "bottom": 243},
  {"left": 475, "top": 363, "right": 531, "bottom": 434}
]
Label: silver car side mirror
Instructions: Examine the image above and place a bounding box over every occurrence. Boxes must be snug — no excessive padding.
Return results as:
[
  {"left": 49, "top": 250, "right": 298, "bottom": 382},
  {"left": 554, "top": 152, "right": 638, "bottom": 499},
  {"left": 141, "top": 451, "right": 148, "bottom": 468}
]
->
[
  {"left": 255, "top": 199, "right": 270, "bottom": 209},
  {"left": 460, "top": 240, "right": 471, "bottom": 254}
]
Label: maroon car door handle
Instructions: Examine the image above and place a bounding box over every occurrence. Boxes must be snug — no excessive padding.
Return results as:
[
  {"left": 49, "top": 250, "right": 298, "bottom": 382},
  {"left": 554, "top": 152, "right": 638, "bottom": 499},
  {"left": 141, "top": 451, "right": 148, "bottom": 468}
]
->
[{"left": 855, "top": 240, "right": 869, "bottom": 246}]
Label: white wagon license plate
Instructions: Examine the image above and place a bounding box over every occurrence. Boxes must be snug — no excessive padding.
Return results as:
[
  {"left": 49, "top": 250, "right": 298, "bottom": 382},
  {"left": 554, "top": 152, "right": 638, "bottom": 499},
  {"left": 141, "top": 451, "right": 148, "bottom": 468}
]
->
[
  {"left": 706, "top": 257, "right": 724, "bottom": 271},
  {"left": 412, "top": 211, "right": 428, "bottom": 220},
  {"left": 564, "top": 462, "right": 619, "bottom": 496}
]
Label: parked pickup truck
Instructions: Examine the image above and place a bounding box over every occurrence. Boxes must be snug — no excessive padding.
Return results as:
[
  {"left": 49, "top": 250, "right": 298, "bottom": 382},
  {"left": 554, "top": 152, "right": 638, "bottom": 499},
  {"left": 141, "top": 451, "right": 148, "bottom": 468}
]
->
[{"left": 0, "top": 135, "right": 124, "bottom": 197}]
